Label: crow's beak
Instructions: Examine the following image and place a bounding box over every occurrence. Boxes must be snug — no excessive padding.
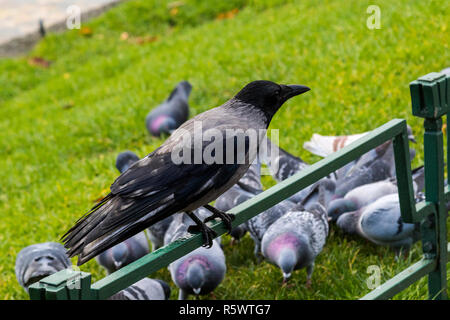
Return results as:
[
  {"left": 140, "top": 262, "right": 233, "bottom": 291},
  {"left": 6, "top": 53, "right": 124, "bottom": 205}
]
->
[{"left": 281, "top": 84, "right": 311, "bottom": 100}]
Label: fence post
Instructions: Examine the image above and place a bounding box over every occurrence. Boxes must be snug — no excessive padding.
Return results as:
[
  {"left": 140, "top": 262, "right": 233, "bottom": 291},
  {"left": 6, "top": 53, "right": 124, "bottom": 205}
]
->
[{"left": 410, "top": 72, "right": 449, "bottom": 299}]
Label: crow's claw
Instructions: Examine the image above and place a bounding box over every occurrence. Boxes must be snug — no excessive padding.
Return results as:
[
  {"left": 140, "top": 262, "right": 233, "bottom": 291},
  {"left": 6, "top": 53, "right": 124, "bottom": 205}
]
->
[
  {"left": 203, "top": 205, "right": 235, "bottom": 234},
  {"left": 187, "top": 224, "right": 217, "bottom": 248}
]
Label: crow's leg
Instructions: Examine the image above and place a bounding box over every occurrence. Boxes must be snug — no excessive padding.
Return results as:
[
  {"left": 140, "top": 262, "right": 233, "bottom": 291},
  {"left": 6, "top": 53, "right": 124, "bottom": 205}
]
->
[
  {"left": 186, "top": 211, "right": 217, "bottom": 248},
  {"left": 202, "top": 204, "right": 235, "bottom": 233}
]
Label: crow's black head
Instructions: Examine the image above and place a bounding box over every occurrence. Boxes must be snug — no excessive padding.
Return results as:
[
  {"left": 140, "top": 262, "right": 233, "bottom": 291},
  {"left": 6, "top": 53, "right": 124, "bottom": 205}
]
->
[{"left": 234, "top": 80, "right": 310, "bottom": 119}]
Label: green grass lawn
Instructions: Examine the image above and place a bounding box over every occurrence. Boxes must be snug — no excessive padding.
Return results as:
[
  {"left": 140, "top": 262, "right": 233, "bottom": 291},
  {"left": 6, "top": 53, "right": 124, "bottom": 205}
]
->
[{"left": 0, "top": 0, "right": 449, "bottom": 300}]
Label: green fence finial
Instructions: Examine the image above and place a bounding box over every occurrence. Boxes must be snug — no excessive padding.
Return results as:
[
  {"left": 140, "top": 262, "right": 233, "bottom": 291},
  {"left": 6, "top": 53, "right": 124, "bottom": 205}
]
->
[
  {"left": 28, "top": 268, "right": 93, "bottom": 300},
  {"left": 410, "top": 72, "right": 449, "bottom": 119}
]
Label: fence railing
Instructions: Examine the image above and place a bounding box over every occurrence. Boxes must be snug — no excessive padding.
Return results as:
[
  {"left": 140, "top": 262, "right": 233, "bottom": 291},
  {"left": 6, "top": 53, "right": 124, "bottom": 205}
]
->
[{"left": 29, "top": 72, "right": 450, "bottom": 300}]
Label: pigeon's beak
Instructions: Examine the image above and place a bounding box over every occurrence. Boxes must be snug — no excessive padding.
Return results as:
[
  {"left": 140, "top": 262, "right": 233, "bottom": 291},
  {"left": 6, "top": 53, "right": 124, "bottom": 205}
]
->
[
  {"left": 281, "top": 84, "right": 311, "bottom": 101},
  {"left": 193, "top": 288, "right": 201, "bottom": 295},
  {"left": 282, "top": 272, "right": 292, "bottom": 283}
]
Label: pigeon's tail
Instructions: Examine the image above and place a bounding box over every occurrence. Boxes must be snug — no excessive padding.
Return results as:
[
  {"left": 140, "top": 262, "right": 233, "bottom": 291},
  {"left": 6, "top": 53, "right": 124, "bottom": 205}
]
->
[
  {"left": 168, "top": 80, "right": 192, "bottom": 102},
  {"left": 61, "top": 190, "right": 176, "bottom": 265},
  {"left": 303, "top": 132, "right": 367, "bottom": 158}
]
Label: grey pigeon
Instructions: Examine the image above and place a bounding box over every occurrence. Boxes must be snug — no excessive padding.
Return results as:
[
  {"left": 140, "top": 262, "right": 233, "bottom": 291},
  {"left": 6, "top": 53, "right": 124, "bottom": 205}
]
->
[
  {"left": 261, "top": 182, "right": 329, "bottom": 285},
  {"left": 244, "top": 176, "right": 297, "bottom": 257},
  {"left": 333, "top": 157, "right": 392, "bottom": 199},
  {"left": 304, "top": 127, "right": 416, "bottom": 180},
  {"left": 329, "top": 166, "right": 424, "bottom": 222},
  {"left": 15, "top": 242, "right": 71, "bottom": 291},
  {"left": 299, "top": 178, "right": 336, "bottom": 211},
  {"left": 116, "top": 150, "right": 173, "bottom": 251},
  {"left": 146, "top": 81, "right": 192, "bottom": 137},
  {"left": 62, "top": 80, "right": 310, "bottom": 265},
  {"left": 328, "top": 180, "right": 398, "bottom": 222},
  {"left": 336, "top": 193, "right": 419, "bottom": 252},
  {"left": 108, "top": 278, "right": 171, "bottom": 300},
  {"left": 95, "top": 231, "right": 149, "bottom": 274},
  {"left": 164, "top": 208, "right": 226, "bottom": 300}
]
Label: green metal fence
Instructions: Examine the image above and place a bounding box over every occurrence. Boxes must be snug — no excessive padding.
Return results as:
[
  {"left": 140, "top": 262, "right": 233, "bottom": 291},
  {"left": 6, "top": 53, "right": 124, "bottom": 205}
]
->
[{"left": 28, "top": 72, "right": 450, "bottom": 300}]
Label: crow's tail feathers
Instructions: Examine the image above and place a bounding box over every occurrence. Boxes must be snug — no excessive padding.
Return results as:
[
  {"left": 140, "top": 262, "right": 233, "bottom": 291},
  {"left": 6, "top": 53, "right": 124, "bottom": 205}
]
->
[{"left": 61, "top": 191, "right": 175, "bottom": 266}]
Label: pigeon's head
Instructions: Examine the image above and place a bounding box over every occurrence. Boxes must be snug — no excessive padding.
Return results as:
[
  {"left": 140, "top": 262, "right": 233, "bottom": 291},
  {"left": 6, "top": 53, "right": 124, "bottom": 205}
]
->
[
  {"left": 15, "top": 242, "right": 71, "bottom": 291},
  {"left": 186, "top": 262, "right": 205, "bottom": 295},
  {"left": 336, "top": 211, "right": 359, "bottom": 234},
  {"left": 278, "top": 248, "right": 297, "bottom": 282},
  {"left": 264, "top": 232, "right": 308, "bottom": 282},
  {"left": 22, "top": 255, "right": 68, "bottom": 288},
  {"left": 327, "top": 198, "right": 357, "bottom": 222},
  {"left": 110, "top": 242, "right": 130, "bottom": 270},
  {"left": 229, "top": 224, "right": 247, "bottom": 242},
  {"left": 234, "top": 80, "right": 310, "bottom": 120},
  {"left": 116, "top": 151, "right": 140, "bottom": 173}
]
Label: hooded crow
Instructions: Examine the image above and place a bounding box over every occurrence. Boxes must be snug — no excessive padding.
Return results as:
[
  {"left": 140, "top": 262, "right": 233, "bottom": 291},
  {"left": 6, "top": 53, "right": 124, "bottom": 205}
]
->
[{"left": 62, "top": 80, "right": 310, "bottom": 265}]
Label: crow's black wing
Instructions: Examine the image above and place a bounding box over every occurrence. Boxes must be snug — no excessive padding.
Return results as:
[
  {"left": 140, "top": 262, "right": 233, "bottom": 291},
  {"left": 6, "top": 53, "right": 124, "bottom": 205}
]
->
[{"left": 62, "top": 132, "right": 251, "bottom": 265}]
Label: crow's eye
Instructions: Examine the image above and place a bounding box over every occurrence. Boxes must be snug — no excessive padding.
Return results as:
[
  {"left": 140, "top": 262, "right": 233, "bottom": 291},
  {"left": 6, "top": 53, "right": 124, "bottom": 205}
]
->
[{"left": 274, "top": 89, "right": 281, "bottom": 96}]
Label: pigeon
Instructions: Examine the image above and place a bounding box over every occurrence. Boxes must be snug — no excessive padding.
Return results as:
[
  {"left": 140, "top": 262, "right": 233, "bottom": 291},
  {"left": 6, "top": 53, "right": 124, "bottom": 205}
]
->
[
  {"left": 328, "top": 166, "right": 425, "bottom": 222},
  {"left": 108, "top": 278, "right": 171, "bottom": 300},
  {"left": 303, "top": 127, "right": 416, "bottom": 180},
  {"left": 116, "top": 150, "right": 173, "bottom": 251},
  {"left": 15, "top": 242, "right": 71, "bottom": 291},
  {"left": 95, "top": 232, "right": 149, "bottom": 274},
  {"left": 333, "top": 157, "right": 392, "bottom": 199},
  {"left": 164, "top": 208, "right": 226, "bottom": 300},
  {"left": 336, "top": 193, "right": 420, "bottom": 251},
  {"left": 261, "top": 181, "right": 329, "bottom": 285},
  {"left": 62, "top": 80, "right": 310, "bottom": 265},
  {"left": 146, "top": 81, "right": 192, "bottom": 137},
  {"left": 245, "top": 183, "right": 297, "bottom": 258},
  {"left": 299, "top": 178, "right": 336, "bottom": 211},
  {"left": 303, "top": 132, "right": 367, "bottom": 158},
  {"left": 303, "top": 126, "right": 416, "bottom": 158}
]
